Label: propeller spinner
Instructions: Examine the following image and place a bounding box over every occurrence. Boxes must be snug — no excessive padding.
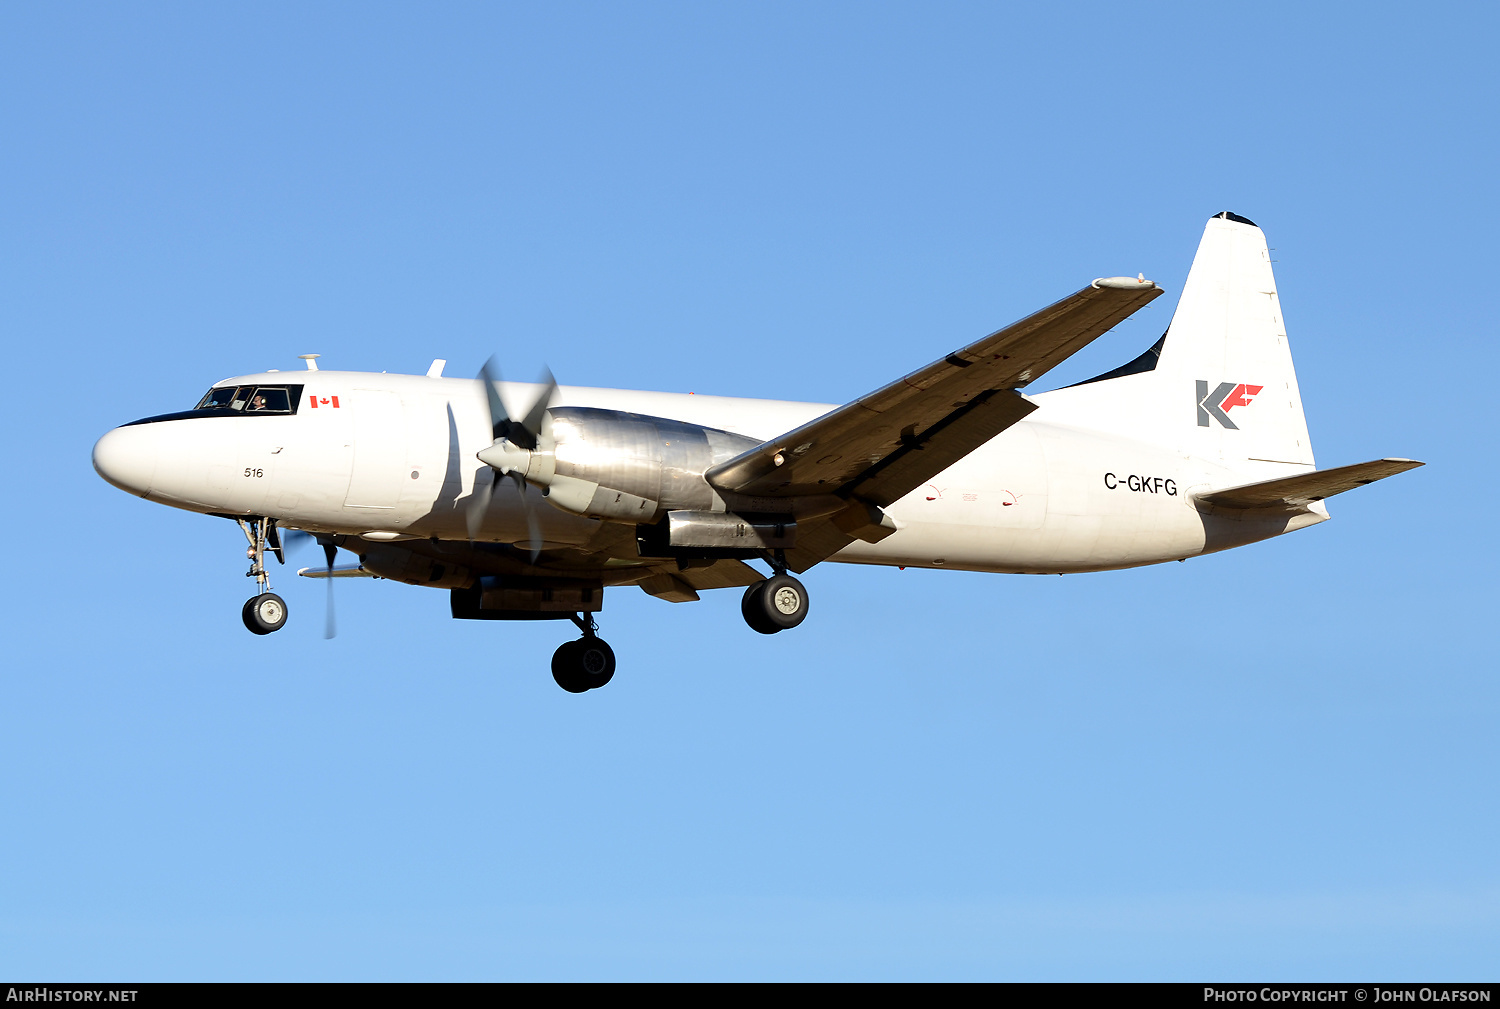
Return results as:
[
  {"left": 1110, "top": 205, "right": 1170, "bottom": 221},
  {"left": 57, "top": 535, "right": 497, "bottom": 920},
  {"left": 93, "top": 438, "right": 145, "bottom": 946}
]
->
[{"left": 467, "top": 357, "right": 557, "bottom": 559}]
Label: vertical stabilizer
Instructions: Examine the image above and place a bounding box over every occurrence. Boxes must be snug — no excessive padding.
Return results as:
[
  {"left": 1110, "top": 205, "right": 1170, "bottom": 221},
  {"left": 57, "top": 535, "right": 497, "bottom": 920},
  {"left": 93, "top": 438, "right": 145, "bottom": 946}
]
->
[
  {"left": 1155, "top": 212, "right": 1315, "bottom": 469},
  {"left": 1037, "top": 212, "right": 1316, "bottom": 476}
]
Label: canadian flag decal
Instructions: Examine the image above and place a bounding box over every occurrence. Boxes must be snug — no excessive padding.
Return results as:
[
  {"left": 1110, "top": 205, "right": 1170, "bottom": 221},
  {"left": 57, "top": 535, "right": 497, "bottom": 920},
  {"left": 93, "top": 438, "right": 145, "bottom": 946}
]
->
[{"left": 308, "top": 395, "right": 340, "bottom": 409}]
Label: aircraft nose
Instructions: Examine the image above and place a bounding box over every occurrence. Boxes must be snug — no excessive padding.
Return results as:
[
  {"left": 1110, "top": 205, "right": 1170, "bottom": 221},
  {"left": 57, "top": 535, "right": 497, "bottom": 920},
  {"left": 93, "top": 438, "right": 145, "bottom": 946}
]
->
[{"left": 92, "top": 425, "right": 159, "bottom": 496}]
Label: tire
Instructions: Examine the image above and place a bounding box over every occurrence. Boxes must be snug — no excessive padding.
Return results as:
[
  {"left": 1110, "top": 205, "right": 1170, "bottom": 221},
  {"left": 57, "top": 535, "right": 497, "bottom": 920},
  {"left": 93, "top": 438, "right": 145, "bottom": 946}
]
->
[
  {"left": 243, "top": 592, "right": 288, "bottom": 635},
  {"left": 759, "top": 574, "right": 808, "bottom": 631},
  {"left": 576, "top": 638, "right": 616, "bottom": 689},
  {"left": 742, "top": 581, "right": 780, "bottom": 635},
  {"left": 551, "top": 640, "right": 590, "bottom": 693}
]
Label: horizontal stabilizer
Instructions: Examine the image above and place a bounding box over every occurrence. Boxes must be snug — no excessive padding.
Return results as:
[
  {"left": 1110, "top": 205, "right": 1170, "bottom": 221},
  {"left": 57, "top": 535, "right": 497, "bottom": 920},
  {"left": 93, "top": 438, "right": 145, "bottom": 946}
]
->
[
  {"left": 1194, "top": 458, "right": 1423, "bottom": 511},
  {"left": 297, "top": 565, "right": 377, "bottom": 579}
]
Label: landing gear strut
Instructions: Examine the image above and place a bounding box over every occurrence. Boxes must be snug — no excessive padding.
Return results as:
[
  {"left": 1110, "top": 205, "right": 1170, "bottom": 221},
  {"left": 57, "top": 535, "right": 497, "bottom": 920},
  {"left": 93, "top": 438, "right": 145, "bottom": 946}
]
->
[
  {"left": 551, "top": 613, "right": 616, "bottom": 693},
  {"left": 238, "top": 516, "right": 288, "bottom": 635},
  {"left": 742, "top": 550, "right": 809, "bottom": 634}
]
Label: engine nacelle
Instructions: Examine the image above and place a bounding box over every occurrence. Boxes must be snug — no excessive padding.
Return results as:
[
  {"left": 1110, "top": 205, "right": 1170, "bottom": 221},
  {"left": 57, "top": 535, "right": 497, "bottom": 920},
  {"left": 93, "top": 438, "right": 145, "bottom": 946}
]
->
[
  {"left": 480, "top": 407, "right": 763, "bottom": 523},
  {"left": 636, "top": 510, "right": 797, "bottom": 557}
]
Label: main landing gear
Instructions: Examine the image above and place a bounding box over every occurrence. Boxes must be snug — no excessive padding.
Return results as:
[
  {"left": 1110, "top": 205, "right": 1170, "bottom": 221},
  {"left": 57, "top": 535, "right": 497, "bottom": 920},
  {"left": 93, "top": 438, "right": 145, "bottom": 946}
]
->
[
  {"left": 551, "top": 613, "right": 616, "bottom": 693},
  {"left": 741, "top": 551, "right": 810, "bottom": 635},
  {"left": 238, "top": 516, "right": 288, "bottom": 635}
]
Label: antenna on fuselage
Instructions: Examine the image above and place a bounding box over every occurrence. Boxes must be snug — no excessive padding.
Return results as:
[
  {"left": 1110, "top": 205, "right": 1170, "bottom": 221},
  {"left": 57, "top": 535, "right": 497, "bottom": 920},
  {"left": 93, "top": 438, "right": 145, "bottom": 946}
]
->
[{"left": 299, "top": 354, "right": 320, "bottom": 371}]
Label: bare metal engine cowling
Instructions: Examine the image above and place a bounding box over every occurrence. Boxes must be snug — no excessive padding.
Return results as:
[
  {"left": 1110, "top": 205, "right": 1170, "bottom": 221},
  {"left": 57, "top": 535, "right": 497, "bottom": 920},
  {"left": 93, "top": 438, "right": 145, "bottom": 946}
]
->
[{"left": 499, "top": 407, "right": 764, "bottom": 522}]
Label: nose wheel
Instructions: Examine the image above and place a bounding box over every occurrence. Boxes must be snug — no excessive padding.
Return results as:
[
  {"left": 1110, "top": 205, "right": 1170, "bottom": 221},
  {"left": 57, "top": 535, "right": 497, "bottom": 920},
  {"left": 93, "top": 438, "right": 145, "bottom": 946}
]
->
[
  {"left": 551, "top": 614, "right": 616, "bottom": 692},
  {"left": 243, "top": 592, "right": 288, "bottom": 634},
  {"left": 237, "top": 516, "right": 290, "bottom": 635}
]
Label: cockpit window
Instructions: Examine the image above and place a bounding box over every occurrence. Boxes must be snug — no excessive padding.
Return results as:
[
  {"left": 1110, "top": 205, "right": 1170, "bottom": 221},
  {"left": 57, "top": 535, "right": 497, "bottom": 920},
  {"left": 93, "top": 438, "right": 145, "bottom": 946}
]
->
[
  {"left": 195, "top": 386, "right": 239, "bottom": 409},
  {"left": 193, "top": 384, "right": 302, "bottom": 414},
  {"left": 245, "top": 387, "right": 291, "bottom": 412}
]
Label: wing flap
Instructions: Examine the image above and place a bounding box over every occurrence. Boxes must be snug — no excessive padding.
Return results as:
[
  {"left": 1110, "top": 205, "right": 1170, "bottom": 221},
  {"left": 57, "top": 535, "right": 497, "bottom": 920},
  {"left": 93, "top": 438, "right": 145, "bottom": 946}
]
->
[
  {"left": 672, "top": 558, "right": 764, "bottom": 590},
  {"left": 783, "top": 516, "right": 861, "bottom": 575},
  {"left": 637, "top": 572, "right": 700, "bottom": 603},
  {"left": 635, "top": 559, "right": 766, "bottom": 601},
  {"left": 1194, "top": 458, "right": 1424, "bottom": 511},
  {"left": 843, "top": 389, "right": 1038, "bottom": 508}
]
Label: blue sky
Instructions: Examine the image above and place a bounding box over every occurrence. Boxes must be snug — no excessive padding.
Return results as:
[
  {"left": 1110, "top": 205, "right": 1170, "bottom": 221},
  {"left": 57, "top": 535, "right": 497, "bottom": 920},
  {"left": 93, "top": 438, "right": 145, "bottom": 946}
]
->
[{"left": 2, "top": 2, "right": 1495, "bottom": 980}]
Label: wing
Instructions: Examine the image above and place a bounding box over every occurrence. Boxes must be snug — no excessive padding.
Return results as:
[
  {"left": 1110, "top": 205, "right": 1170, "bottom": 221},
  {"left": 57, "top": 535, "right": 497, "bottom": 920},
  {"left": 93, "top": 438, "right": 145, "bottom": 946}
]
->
[
  {"left": 704, "top": 276, "right": 1163, "bottom": 569},
  {"left": 1194, "top": 458, "right": 1424, "bottom": 512}
]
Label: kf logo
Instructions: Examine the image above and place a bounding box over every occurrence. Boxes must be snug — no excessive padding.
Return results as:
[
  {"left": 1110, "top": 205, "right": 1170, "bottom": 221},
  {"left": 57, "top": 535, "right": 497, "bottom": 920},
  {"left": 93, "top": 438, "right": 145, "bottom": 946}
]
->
[{"left": 1196, "top": 381, "right": 1262, "bottom": 429}]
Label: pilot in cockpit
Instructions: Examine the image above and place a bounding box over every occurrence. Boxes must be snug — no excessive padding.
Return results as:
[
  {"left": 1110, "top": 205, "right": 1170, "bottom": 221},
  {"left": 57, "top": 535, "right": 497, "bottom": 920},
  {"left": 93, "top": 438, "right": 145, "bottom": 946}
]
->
[{"left": 247, "top": 393, "right": 267, "bottom": 412}]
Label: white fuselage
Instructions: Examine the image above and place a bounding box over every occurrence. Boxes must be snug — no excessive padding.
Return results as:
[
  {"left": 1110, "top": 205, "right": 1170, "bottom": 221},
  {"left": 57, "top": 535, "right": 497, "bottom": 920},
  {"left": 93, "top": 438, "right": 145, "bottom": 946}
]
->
[{"left": 94, "top": 369, "right": 1323, "bottom": 576}]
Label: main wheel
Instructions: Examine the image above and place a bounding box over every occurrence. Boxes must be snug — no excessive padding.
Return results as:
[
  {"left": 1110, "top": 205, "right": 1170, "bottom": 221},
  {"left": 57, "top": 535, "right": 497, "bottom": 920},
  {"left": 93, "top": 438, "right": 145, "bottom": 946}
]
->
[
  {"left": 551, "top": 641, "right": 590, "bottom": 692},
  {"left": 742, "top": 581, "right": 780, "bottom": 635},
  {"left": 242, "top": 592, "right": 288, "bottom": 635},
  {"left": 742, "top": 574, "right": 809, "bottom": 634},
  {"left": 575, "top": 637, "right": 616, "bottom": 689},
  {"left": 552, "top": 637, "right": 617, "bottom": 692},
  {"left": 762, "top": 574, "right": 809, "bottom": 630}
]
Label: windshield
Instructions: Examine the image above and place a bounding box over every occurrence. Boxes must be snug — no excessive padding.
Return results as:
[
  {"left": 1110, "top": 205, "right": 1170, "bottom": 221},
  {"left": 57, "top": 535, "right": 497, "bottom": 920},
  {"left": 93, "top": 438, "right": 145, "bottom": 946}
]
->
[
  {"left": 193, "top": 385, "right": 301, "bottom": 414},
  {"left": 195, "top": 386, "right": 239, "bottom": 409},
  {"left": 246, "top": 387, "right": 290, "bottom": 412}
]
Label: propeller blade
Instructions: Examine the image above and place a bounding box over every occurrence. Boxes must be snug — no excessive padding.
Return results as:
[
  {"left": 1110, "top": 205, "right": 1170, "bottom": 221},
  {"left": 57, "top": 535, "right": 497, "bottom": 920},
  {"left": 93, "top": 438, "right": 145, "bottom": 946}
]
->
[
  {"left": 282, "top": 528, "right": 316, "bottom": 554},
  {"left": 507, "top": 470, "right": 545, "bottom": 562},
  {"left": 322, "top": 542, "right": 337, "bottom": 639},
  {"left": 477, "top": 357, "right": 556, "bottom": 450},
  {"left": 465, "top": 468, "right": 494, "bottom": 541},
  {"left": 518, "top": 367, "right": 557, "bottom": 446},
  {"left": 473, "top": 357, "right": 557, "bottom": 555},
  {"left": 478, "top": 355, "right": 512, "bottom": 441}
]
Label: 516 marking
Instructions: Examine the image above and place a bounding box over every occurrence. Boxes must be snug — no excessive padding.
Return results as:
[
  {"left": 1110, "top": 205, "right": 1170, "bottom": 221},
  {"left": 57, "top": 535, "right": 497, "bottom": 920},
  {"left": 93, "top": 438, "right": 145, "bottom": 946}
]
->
[{"left": 243, "top": 468, "right": 264, "bottom": 478}]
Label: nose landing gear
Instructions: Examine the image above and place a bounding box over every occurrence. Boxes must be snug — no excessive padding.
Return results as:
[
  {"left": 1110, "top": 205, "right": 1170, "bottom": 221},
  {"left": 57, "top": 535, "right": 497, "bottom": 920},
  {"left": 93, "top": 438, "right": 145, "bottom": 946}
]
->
[
  {"left": 237, "top": 516, "right": 289, "bottom": 635},
  {"left": 551, "top": 613, "right": 616, "bottom": 693}
]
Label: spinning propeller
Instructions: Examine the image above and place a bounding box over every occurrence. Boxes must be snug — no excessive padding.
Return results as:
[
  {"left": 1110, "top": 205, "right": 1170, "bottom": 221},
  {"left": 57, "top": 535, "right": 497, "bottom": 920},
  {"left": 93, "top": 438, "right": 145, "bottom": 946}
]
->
[
  {"left": 283, "top": 529, "right": 340, "bottom": 639},
  {"left": 467, "top": 356, "right": 557, "bottom": 561}
]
